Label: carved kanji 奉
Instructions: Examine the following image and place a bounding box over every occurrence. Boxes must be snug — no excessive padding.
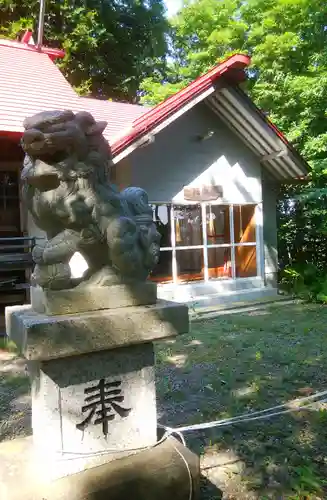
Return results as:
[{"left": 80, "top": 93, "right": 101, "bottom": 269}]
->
[
  {"left": 21, "top": 110, "right": 161, "bottom": 290},
  {"left": 76, "top": 379, "right": 131, "bottom": 437}
]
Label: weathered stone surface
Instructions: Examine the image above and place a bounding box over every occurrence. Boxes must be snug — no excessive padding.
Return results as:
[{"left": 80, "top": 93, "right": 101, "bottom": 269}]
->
[
  {"left": 21, "top": 110, "right": 161, "bottom": 290},
  {"left": 0, "top": 435, "right": 200, "bottom": 500},
  {"left": 28, "top": 343, "right": 156, "bottom": 480},
  {"left": 6, "top": 300, "right": 189, "bottom": 361},
  {"left": 31, "top": 281, "right": 158, "bottom": 315}
]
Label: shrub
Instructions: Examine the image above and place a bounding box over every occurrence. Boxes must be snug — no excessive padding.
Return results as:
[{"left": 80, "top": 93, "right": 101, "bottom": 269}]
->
[{"left": 280, "top": 263, "right": 327, "bottom": 303}]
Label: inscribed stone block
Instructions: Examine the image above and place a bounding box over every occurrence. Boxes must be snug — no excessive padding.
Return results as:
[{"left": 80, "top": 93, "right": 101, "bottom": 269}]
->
[{"left": 29, "top": 343, "right": 156, "bottom": 480}]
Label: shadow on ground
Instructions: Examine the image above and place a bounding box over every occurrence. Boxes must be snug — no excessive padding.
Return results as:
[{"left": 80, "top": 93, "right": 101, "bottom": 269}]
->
[
  {"left": 0, "top": 352, "right": 31, "bottom": 442},
  {"left": 2, "top": 303, "right": 327, "bottom": 498},
  {"left": 200, "top": 474, "right": 223, "bottom": 499},
  {"left": 155, "top": 303, "right": 327, "bottom": 499}
]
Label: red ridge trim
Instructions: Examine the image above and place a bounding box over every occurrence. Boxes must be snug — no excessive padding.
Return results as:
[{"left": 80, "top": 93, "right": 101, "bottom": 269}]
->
[
  {"left": 0, "top": 38, "right": 65, "bottom": 60},
  {"left": 111, "top": 54, "right": 251, "bottom": 157},
  {"left": 21, "top": 30, "right": 33, "bottom": 44}
]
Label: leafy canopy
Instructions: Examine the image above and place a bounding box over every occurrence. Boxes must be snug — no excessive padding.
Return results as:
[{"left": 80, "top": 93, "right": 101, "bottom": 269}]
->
[
  {"left": 0, "top": 0, "right": 169, "bottom": 101},
  {"left": 140, "top": 0, "right": 327, "bottom": 294}
]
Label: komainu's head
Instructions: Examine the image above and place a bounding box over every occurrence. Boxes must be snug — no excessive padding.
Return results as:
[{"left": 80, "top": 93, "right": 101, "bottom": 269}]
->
[{"left": 21, "top": 110, "right": 110, "bottom": 190}]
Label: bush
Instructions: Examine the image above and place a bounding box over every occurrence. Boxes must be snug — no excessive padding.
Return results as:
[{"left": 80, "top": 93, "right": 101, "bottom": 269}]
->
[{"left": 280, "top": 263, "right": 327, "bottom": 303}]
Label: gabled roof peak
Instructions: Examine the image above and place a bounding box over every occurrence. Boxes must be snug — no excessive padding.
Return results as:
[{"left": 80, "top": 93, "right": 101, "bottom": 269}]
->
[{"left": 0, "top": 30, "right": 65, "bottom": 60}]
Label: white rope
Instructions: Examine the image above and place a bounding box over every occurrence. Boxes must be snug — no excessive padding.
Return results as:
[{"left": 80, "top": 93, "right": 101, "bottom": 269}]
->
[
  {"left": 47, "top": 390, "right": 327, "bottom": 500},
  {"left": 173, "top": 390, "right": 327, "bottom": 432},
  {"left": 58, "top": 390, "right": 327, "bottom": 457},
  {"left": 174, "top": 397, "right": 327, "bottom": 433},
  {"left": 58, "top": 428, "right": 173, "bottom": 458},
  {"left": 171, "top": 441, "right": 193, "bottom": 500},
  {"left": 158, "top": 423, "right": 186, "bottom": 447}
]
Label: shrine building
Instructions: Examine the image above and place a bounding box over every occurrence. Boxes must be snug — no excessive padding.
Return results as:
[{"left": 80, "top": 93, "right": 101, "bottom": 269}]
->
[{"left": 0, "top": 32, "right": 309, "bottom": 311}]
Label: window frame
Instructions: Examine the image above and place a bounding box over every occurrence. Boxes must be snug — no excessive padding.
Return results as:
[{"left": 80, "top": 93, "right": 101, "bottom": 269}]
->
[{"left": 151, "top": 201, "right": 263, "bottom": 284}]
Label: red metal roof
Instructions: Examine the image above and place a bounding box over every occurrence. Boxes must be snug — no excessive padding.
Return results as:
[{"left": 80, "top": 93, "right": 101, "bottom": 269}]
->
[
  {"left": 0, "top": 44, "right": 80, "bottom": 133},
  {"left": 110, "top": 54, "right": 251, "bottom": 157},
  {"left": 0, "top": 37, "right": 65, "bottom": 60},
  {"left": 79, "top": 97, "right": 149, "bottom": 142},
  {"left": 0, "top": 41, "right": 308, "bottom": 177},
  {"left": 0, "top": 40, "right": 149, "bottom": 143}
]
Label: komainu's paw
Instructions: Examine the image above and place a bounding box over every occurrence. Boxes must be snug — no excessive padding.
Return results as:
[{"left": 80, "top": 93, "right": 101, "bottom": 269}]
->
[
  {"left": 32, "top": 242, "right": 47, "bottom": 264},
  {"left": 32, "top": 263, "right": 72, "bottom": 290}
]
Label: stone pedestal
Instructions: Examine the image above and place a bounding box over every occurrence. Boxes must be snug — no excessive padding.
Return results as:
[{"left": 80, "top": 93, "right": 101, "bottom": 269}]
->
[
  {"left": 0, "top": 435, "right": 200, "bottom": 500},
  {"left": 5, "top": 284, "right": 191, "bottom": 487},
  {"left": 28, "top": 344, "right": 156, "bottom": 479}
]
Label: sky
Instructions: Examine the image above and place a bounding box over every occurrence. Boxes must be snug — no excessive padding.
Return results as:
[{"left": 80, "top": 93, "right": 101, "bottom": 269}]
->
[{"left": 164, "top": 0, "right": 182, "bottom": 17}]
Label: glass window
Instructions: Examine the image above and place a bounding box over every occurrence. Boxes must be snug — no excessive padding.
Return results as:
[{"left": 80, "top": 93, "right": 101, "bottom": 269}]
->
[
  {"left": 149, "top": 250, "right": 173, "bottom": 283},
  {"left": 235, "top": 245, "right": 257, "bottom": 278},
  {"left": 152, "top": 204, "right": 172, "bottom": 248},
  {"left": 150, "top": 202, "right": 259, "bottom": 285},
  {"left": 207, "top": 247, "right": 232, "bottom": 280},
  {"left": 233, "top": 205, "right": 256, "bottom": 244},
  {"left": 176, "top": 248, "right": 204, "bottom": 282},
  {"left": 174, "top": 205, "right": 202, "bottom": 246},
  {"left": 206, "top": 205, "right": 230, "bottom": 245}
]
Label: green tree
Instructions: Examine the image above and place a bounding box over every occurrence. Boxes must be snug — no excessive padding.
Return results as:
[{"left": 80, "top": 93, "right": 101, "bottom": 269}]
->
[
  {"left": 0, "top": 0, "right": 168, "bottom": 101},
  {"left": 140, "top": 0, "right": 327, "bottom": 294}
]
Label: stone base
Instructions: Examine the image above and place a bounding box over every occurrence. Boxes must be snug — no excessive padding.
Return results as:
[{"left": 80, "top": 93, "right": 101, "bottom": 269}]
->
[
  {"left": 31, "top": 281, "right": 158, "bottom": 315},
  {"left": 0, "top": 435, "right": 200, "bottom": 500},
  {"left": 29, "top": 343, "right": 157, "bottom": 480},
  {"left": 6, "top": 299, "right": 189, "bottom": 361}
]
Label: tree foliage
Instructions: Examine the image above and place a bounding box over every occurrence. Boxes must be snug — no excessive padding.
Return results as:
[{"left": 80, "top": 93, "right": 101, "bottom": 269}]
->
[
  {"left": 0, "top": 0, "right": 168, "bottom": 101},
  {"left": 1, "top": 0, "right": 327, "bottom": 297},
  {"left": 140, "top": 0, "right": 327, "bottom": 299},
  {"left": 140, "top": 0, "right": 327, "bottom": 167}
]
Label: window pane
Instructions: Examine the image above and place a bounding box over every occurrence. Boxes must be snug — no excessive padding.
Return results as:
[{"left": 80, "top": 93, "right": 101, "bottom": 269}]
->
[
  {"left": 152, "top": 204, "right": 172, "bottom": 248},
  {"left": 149, "top": 250, "right": 173, "bottom": 283},
  {"left": 235, "top": 245, "right": 257, "bottom": 278},
  {"left": 174, "top": 205, "right": 203, "bottom": 246},
  {"left": 176, "top": 248, "right": 204, "bottom": 282},
  {"left": 206, "top": 205, "right": 230, "bottom": 245},
  {"left": 207, "top": 247, "right": 232, "bottom": 280},
  {"left": 233, "top": 205, "right": 256, "bottom": 243}
]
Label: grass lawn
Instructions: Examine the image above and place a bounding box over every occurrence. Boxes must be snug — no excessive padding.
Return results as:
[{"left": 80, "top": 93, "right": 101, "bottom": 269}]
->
[
  {"left": 155, "top": 303, "right": 327, "bottom": 499},
  {"left": 2, "top": 302, "right": 327, "bottom": 498}
]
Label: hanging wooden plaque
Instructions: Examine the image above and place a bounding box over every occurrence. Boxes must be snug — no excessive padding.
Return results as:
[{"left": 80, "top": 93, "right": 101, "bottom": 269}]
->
[{"left": 183, "top": 185, "right": 223, "bottom": 202}]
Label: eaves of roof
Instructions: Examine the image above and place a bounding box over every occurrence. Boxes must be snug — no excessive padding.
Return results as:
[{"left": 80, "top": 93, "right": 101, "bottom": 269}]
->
[
  {"left": 234, "top": 87, "right": 311, "bottom": 175},
  {"left": 110, "top": 54, "right": 309, "bottom": 181},
  {"left": 207, "top": 87, "right": 309, "bottom": 181},
  {"left": 0, "top": 40, "right": 309, "bottom": 181},
  {"left": 111, "top": 54, "right": 251, "bottom": 158}
]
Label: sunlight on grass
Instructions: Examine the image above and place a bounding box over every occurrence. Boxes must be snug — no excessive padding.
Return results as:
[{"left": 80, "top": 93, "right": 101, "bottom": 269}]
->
[
  {"left": 166, "top": 353, "right": 187, "bottom": 367},
  {"left": 233, "top": 383, "right": 260, "bottom": 397},
  {"left": 186, "top": 339, "right": 202, "bottom": 346},
  {"left": 155, "top": 303, "right": 327, "bottom": 498}
]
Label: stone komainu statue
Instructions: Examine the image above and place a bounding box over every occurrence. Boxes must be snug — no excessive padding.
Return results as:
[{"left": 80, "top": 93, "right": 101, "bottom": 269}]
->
[{"left": 21, "top": 110, "right": 161, "bottom": 290}]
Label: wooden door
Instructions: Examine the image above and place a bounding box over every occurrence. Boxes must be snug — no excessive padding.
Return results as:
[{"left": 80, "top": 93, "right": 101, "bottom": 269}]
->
[{"left": 0, "top": 171, "right": 21, "bottom": 236}]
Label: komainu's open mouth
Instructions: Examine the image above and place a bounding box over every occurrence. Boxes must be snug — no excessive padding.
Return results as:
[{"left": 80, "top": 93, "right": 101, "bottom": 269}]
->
[{"left": 22, "top": 159, "right": 60, "bottom": 191}]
